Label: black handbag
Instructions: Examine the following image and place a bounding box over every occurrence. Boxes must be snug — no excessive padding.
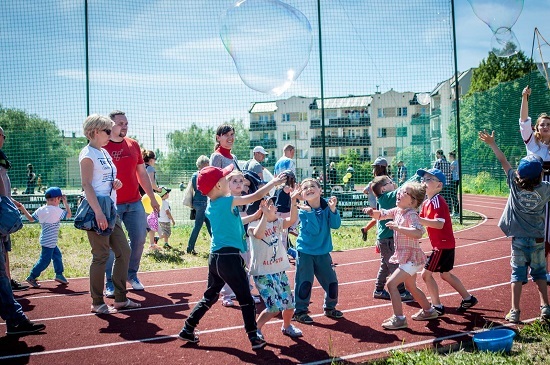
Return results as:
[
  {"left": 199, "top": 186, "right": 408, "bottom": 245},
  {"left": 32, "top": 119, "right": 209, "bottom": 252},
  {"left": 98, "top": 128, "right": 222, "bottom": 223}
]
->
[{"left": 0, "top": 195, "right": 23, "bottom": 236}]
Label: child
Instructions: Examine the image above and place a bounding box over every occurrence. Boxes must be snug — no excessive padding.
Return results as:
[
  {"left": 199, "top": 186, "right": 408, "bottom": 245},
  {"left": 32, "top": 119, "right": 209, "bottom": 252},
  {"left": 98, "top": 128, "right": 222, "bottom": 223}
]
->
[
  {"left": 365, "top": 176, "right": 413, "bottom": 302},
  {"left": 178, "top": 164, "right": 287, "bottom": 350},
  {"left": 158, "top": 187, "right": 175, "bottom": 249},
  {"left": 365, "top": 182, "right": 438, "bottom": 330},
  {"left": 16, "top": 187, "right": 72, "bottom": 288},
  {"left": 416, "top": 168, "right": 478, "bottom": 316},
  {"left": 248, "top": 193, "right": 303, "bottom": 340},
  {"left": 479, "top": 130, "right": 550, "bottom": 323},
  {"left": 292, "top": 178, "right": 344, "bottom": 324}
]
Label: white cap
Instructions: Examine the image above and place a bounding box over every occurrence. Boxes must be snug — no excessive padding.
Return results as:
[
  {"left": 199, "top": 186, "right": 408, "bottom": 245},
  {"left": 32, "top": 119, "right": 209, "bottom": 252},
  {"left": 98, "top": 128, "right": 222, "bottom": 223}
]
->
[{"left": 253, "top": 146, "right": 267, "bottom": 155}]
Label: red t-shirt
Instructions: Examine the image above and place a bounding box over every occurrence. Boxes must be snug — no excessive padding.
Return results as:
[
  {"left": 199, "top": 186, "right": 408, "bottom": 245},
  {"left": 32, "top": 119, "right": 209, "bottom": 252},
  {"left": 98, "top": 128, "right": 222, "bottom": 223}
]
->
[
  {"left": 420, "top": 194, "right": 455, "bottom": 249},
  {"left": 104, "top": 137, "right": 143, "bottom": 204}
]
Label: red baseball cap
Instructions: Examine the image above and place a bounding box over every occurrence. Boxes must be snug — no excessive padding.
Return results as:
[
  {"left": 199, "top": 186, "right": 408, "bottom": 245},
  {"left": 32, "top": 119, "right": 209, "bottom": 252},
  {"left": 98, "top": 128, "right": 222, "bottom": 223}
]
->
[{"left": 197, "top": 164, "right": 234, "bottom": 195}]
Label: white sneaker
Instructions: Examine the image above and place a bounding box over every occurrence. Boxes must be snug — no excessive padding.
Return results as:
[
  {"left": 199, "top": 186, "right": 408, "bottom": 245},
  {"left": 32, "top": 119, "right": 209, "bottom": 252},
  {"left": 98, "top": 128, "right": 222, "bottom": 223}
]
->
[
  {"left": 128, "top": 278, "right": 145, "bottom": 291},
  {"left": 546, "top": 273, "right": 550, "bottom": 283}
]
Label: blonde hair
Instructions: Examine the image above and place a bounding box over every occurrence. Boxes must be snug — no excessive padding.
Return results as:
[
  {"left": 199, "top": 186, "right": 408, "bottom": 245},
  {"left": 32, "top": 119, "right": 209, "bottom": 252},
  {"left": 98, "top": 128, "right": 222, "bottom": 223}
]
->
[
  {"left": 83, "top": 114, "right": 113, "bottom": 140},
  {"left": 400, "top": 182, "right": 426, "bottom": 209},
  {"left": 196, "top": 155, "right": 210, "bottom": 169},
  {"left": 227, "top": 170, "right": 244, "bottom": 180},
  {"left": 534, "top": 113, "right": 550, "bottom": 144}
]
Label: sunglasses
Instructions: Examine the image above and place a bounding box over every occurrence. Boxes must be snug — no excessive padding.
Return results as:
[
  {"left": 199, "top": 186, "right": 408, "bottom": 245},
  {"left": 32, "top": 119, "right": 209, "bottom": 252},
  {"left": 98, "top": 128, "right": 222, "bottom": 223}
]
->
[
  {"left": 0, "top": 134, "right": 5, "bottom": 139},
  {"left": 102, "top": 129, "right": 112, "bottom": 135}
]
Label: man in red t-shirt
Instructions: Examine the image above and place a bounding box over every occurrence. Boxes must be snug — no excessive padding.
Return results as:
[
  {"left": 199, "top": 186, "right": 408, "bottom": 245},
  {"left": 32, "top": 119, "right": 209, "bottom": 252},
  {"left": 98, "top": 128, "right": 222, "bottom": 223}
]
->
[
  {"left": 417, "top": 168, "right": 477, "bottom": 316},
  {"left": 103, "top": 110, "right": 160, "bottom": 296}
]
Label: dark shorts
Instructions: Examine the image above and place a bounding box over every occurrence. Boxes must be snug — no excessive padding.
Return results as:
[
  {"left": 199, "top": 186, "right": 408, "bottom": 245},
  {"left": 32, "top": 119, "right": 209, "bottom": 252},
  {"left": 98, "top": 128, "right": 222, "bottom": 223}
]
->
[{"left": 424, "top": 248, "right": 455, "bottom": 273}]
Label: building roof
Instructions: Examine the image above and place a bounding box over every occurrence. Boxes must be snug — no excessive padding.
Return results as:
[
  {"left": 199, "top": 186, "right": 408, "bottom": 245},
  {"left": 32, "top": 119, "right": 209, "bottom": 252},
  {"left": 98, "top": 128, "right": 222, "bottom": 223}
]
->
[
  {"left": 315, "top": 95, "right": 372, "bottom": 109},
  {"left": 249, "top": 102, "right": 277, "bottom": 113}
]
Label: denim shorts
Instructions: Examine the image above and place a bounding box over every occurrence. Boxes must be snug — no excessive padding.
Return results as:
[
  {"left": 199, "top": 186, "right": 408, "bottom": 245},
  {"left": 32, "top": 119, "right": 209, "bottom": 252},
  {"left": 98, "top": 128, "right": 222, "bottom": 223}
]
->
[{"left": 510, "top": 237, "right": 547, "bottom": 283}]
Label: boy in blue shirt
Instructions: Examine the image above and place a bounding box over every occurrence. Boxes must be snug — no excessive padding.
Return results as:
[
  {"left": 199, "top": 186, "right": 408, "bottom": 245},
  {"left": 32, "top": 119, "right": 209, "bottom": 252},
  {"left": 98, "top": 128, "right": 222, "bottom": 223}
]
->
[
  {"left": 293, "top": 178, "right": 344, "bottom": 324},
  {"left": 178, "top": 164, "right": 287, "bottom": 350}
]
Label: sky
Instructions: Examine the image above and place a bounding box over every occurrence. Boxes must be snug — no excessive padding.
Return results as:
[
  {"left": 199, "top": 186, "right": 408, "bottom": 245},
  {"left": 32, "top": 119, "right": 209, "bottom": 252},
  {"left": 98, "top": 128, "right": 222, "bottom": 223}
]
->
[{"left": 1, "top": 0, "right": 549, "bottom": 152}]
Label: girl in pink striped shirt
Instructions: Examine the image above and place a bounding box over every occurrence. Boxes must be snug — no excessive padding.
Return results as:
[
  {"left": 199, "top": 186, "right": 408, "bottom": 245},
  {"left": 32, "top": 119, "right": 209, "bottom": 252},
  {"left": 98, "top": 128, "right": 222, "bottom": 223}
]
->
[{"left": 365, "top": 182, "right": 437, "bottom": 330}]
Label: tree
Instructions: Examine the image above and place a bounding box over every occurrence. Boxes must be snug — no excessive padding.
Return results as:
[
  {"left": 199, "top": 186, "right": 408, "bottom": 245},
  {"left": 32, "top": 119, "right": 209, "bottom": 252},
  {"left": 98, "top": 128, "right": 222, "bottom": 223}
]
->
[{"left": 0, "top": 106, "right": 70, "bottom": 187}]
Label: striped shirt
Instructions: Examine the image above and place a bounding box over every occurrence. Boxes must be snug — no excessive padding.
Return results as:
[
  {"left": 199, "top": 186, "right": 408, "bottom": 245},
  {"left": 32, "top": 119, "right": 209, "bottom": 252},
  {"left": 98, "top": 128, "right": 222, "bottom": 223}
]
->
[
  {"left": 379, "top": 207, "right": 426, "bottom": 266},
  {"left": 31, "top": 205, "right": 68, "bottom": 248}
]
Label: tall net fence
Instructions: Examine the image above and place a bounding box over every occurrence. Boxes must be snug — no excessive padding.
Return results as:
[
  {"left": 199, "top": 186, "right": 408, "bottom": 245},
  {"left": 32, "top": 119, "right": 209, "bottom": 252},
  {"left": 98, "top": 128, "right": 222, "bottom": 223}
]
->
[{"left": 1, "top": 0, "right": 546, "bottom": 223}]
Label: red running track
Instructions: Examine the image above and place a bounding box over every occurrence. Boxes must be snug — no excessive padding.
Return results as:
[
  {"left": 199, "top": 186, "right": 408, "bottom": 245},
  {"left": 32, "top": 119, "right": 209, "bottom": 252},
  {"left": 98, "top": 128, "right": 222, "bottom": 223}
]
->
[{"left": 1, "top": 194, "right": 548, "bottom": 364}]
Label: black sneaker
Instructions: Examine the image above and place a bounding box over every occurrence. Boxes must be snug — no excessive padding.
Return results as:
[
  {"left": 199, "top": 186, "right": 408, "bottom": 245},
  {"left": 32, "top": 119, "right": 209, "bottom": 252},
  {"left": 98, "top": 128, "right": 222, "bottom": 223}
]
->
[
  {"left": 178, "top": 328, "right": 199, "bottom": 343},
  {"left": 250, "top": 336, "right": 267, "bottom": 350},
  {"left": 10, "top": 279, "right": 29, "bottom": 291},
  {"left": 6, "top": 320, "right": 46, "bottom": 336},
  {"left": 457, "top": 295, "right": 478, "bottom": 313},
  {"left": 361, "top": 227, "right": 368, "bottom": 241},
  {"left": 432, "top": 305, "right": 445, "bottom": 316}
]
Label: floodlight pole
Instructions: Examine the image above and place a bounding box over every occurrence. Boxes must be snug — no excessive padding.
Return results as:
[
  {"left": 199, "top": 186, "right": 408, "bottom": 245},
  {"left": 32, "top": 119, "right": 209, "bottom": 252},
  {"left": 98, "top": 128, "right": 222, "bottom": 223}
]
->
[
  {"left": 451, "top": 0, "right": 462, "bottom": 223},
  {"left": 85, "top": 0, "right": 90, "bottom": 117},
  {"left": 317, "top": 0, "right": 327, "bottom": 192}
]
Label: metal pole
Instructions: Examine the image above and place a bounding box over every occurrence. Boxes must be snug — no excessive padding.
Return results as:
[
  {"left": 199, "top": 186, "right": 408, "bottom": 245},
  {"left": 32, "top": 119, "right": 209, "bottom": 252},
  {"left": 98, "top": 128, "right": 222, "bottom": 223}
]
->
[
  {"left": 85, "top": 0, "right": 90, "bottom": 117},
  {"left": 451, "top": 0, "right": 462, "bottom": 223},
  {"left": 317, "top": 0, "right": 327, "bottom": 193}
]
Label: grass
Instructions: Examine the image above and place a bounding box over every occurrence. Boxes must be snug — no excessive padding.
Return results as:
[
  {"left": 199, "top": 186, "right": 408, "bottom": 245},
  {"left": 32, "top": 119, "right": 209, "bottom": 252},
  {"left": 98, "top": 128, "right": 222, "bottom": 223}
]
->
[{"left": 10, "top": 209, "right": 549, "bottom": 363}]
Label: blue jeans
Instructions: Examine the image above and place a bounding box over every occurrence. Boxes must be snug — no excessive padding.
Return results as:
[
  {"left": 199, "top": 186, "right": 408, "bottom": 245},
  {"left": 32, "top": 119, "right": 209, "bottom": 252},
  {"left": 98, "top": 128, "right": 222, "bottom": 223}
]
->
[
  {"left": 29, "top": 246, "right": 64, "bottom": 279},
  {"left": 0, "top": 237, "right": 27, "bottom": 325},
  {"left": 106, "top": 200, "right": 146, "bottom": 282},
  {"left": 511, "top": 237, "right": 547, "bottom": 283},
  {"left": 187, "top": 204, "right": 211, "bottom": 252}
]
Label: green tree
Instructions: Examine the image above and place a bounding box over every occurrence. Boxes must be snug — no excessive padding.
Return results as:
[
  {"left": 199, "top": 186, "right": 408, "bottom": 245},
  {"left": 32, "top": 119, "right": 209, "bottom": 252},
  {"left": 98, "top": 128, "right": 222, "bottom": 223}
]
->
[{"left": 0, "top": 106, "right": 70, "bottom": 187}]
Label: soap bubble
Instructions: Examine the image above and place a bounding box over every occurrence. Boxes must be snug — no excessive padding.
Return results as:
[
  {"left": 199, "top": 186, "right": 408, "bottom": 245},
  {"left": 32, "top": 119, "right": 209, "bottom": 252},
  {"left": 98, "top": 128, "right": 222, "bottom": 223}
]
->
[
  {"left": 220, "top": 0, "right": 312, "bottom": 96},
  {"left": 416, "top": 93, "right": 431, "bottom": 106},
  {"left": 491, "top": 27, "right": 520, "bottom": 58},
  {"left": 467, "top": 0, "right": 524, "bottom": 33}
]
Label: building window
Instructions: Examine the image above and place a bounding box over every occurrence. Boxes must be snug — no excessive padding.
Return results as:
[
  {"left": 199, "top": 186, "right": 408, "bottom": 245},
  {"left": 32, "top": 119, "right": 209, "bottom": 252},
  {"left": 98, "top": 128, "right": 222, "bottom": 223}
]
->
[
  {"left": 397, "top": 107, "right": 408, "bottom": 117},
  {"left": 282, "top": 113, "right": 290, "bottom": 122},
  {"left": 282, "top": 132, "right": 290, "bottom": 141},
  {"left": 377, "top": 108, "right": 384, "bottom": 118},
  {"left": 378, "top": 148, "right": 388, "bottom": 157},
  {"left": 377, "top": 128, "right": 387, "bottom": 138},
  {"left": 396, "top": 127, "right": 407, "bottom": 137},
  {"left": 299, "top": 149, "right": 308, "bottom": 159}
]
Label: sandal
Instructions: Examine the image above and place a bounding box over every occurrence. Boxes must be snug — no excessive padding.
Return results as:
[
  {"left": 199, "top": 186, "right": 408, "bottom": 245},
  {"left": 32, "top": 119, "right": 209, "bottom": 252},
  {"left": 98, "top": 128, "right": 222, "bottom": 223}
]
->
[
  {"left": 114, "top": 299, "right": 141, "bottom": 310},
  {"left": 91, "top": 303, "right": 117, "bottom": 314},
  {"left": 222, "top": 298, "right": 235, "bottom": 307}
]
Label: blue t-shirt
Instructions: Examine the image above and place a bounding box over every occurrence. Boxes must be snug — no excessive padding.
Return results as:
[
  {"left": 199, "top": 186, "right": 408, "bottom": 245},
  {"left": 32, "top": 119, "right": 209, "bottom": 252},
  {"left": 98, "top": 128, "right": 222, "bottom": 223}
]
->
[{"left": 206, "top": 195, "right": 247, "bottom": 253}]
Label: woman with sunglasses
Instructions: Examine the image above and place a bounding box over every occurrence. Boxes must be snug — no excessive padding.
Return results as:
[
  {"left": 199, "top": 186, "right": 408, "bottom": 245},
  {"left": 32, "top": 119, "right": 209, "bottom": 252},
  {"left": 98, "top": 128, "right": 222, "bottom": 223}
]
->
[
  {"left": 520, "top": 87, "right": 550, "bottom": 283},
  {"left": 79, "top": 114, "right": 140, "bottom": 314}
]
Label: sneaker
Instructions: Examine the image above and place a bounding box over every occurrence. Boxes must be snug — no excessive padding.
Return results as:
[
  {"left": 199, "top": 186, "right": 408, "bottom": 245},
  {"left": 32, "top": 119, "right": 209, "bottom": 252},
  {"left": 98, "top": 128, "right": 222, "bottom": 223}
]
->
[
  {"left": 10, "top": 279, "right": 29, "bottom": 291},
  {"left": 187, "top": 249, "right": 198, "bottom": 255},
  {"left": 154, "top": 236, "right": 160, "bottom": 244},
  {"left": 178, "top": 328, "right": 199, "bottom": 343},
  {"left": 222, "top": 298, "right": 235, "bottom": 307},
  {"left": 324, "top": 308, "right": 344, "bottom": 319},
  {"left": 256, "top": 329, "right": 264, "bottom": 340},
  {"left": 250, "top": 336, "right": 267, "bottom": 350},
  {"left": 505, "top": 309, "right": 521, "bottom": 323},
  {"left": 55, "top": 274, "right": 69, "bottom": 285},
  {"left": 399, "top": 290, "right": 414, "bottom": 302},
  {"left": 361, "top": 227, "right": 368, "bottom": 241},
  {"left": 412, "top": 308, "right": 438, "bottom": 321},
  {"left": 104, "top": 281, "right": 115, "bottom": 298},
  {"left": 25, "top": 277, "right": 41, "bottom": 289},
  {"left": 457, "top": 295, "right": 478, "bottom": 313},
  {"left": 128, "top": 277, "right": 145, "bottom": 291},
  {"left": 432, "top": 305, "right": 445, "bottom": 316},
  {"left": 163, "top": 242, "right": 172, "bottom": 249},
  {"left": 281, "top": 324, "right": 303, "bottom": 338},
  {"left": 381, "top": 315, "right": 408, "bottom": 330},
  {"left": 6, "top": 319, "right": 46, "bottom": 336},
  {"left": 540, "top": 305, "right": 550, "bottom": 321},
  {"left": 293, "top": 313, "right": 314, "bottom": 324},
  {"left": 373, "top": 289, "right": 391, "bottom": 300}
]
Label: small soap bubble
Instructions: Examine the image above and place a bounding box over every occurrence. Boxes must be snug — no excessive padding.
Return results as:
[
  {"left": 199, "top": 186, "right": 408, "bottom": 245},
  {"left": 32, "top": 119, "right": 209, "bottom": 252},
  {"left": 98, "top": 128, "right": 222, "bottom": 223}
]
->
[
  {"left": 491, "top": 27, "right": 520, "bottom": 58},
  {"left": 467, "top": 0, "right": 524, "bottom": 32},
  {"left": 220, "top": 0, "right": 312, "bottom": 96}
]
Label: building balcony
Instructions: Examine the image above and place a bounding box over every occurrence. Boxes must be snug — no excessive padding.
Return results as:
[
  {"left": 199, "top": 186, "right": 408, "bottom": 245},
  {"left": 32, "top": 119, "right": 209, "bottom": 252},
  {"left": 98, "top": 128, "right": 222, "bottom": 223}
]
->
[
  {"left": 310, "top": 116, "right": 371, "bottom": 129},
  {"left": 431, "top": 129, "right": 441, "bottom": 138},
  {"left": 310, "top": 136, "right": 371, "bottom": 148},
  {"left": 410, "top": 113, "right": 430, "bottom": 125},
  {"left": 430, "top": 108, "right": 441, "bottom": 118},
  {"left": 411, "top": 134, "right": 430, "bottom": 145},
  {"left": 250, "top": 120, "right": 276, "bottom": 131},
  {"left": 310, "top": 156, "right": 341, "bottom": 166},
  {"left": 249, "top": 138, "right": 277, "bottom": 149}
]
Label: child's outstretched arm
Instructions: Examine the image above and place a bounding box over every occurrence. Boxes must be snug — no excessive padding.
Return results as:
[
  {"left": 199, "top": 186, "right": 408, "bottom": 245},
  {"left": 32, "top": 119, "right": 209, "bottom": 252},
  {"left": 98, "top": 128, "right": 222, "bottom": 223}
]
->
[
  {"left": 251, "top": 201, "right": 268, "bottom": 239},
  {"left": 14, "top": 201, "right": 35, "bottom": 222},
  {"left": 241, "top": 208, "right": 262, "bottom": 225},
  {"left": 478, "top": 130, "right": 512, "bottom": 174},
  {"left": 386, "top": 221, "right": 423, "bottom": 239},
  {"left": 418, "top": 216, "right": 444, "bottom": 229},
  {"left": 61, "top": 195, "right": 72, "bottom": 219},
  {"left": 282, "top": 187, "right": 301, "bottom": 229},
  {"left": 520, "top": 86, "right": 531, "bottom": 122},
  {"left": 327, "top": 196, "right": 341, "bottom": 229},
  {"left": 363, "top": 207, "right": 392, "bottom": 221},
  {"left": 233, "top": 172, "right": 287, "bottom": 207}
]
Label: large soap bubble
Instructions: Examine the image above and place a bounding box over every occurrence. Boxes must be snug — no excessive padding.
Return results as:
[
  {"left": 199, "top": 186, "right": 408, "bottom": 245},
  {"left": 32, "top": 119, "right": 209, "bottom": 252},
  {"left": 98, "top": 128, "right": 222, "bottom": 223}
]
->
[
  {"left": 220, "top": 0, "right": 312, "bottom": 96},
  {"left": 416, "top": 93, "right": 431, "bottom": 106},
  {"left": 490, "top": 27, "right": 520, "bottom": 58},
  {"left": 467, "top": 0, "right": 524, "bottom": 33}
]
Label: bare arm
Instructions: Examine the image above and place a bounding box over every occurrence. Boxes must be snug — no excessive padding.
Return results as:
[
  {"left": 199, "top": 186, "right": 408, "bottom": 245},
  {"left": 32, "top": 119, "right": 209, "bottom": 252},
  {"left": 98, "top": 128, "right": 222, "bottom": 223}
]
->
[
  {"left": 80, "top": 158, "right": 107, "bottom": 226},
  {"left": 61, "top": 195, "right": 72, "bottom": 219},
  {"left": 478, "top": 130, "right": 512, "bottom": 174},
  {"left": 233, "top": 173, "right": 286, "bottom": 207},
  {"left": 282, "top": 188, "right": 301, "bottom": 229},
  {"left": 137, "top": 163, "right": 160, "bottom": 212},
  {"left": 386, "top": 221, "right": 424, "bottom": 239},
  {"left": 241, "top": 209, "right": 262, "bottom": 225},
  {"left": 418, "top": 216, "right": 444, "bottom": 229},
  {"left": 520, "top": 86, "right": 531, "bottom": 122},
  {"left": 14, "top": 201, "right": 35, "bottom": 222},
  {"left": 147, "top": 170, "right": 160, "bottom": 192},
  {"left": 251, "top": 209, "right": 269, "bottom": 239}
]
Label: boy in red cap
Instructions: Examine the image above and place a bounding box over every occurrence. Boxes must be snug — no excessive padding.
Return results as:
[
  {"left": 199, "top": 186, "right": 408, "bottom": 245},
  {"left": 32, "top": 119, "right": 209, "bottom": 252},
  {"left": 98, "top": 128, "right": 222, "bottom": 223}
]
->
[{"left": 178, "top": 164, "right": 287, "bottom": 350}]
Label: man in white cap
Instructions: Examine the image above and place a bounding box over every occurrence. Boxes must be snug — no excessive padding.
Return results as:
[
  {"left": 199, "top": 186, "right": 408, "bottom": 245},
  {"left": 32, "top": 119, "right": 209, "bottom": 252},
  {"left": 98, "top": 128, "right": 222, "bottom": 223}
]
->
[{"left": 244, "top": 146, "right": 267, "bottom": 180}]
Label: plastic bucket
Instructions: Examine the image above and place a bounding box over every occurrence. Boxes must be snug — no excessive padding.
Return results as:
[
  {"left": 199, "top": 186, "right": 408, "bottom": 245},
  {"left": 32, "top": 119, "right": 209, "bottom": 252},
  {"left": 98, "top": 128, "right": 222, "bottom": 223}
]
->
[{"left": 473, "top": 328, "right": 516, "bottom": 353}]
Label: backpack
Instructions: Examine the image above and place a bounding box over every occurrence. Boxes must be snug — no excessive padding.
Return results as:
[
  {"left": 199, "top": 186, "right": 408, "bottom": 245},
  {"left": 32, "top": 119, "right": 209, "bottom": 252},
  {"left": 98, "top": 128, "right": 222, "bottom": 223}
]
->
[{"left": 0, "top": 195, "right": 23, "bottom": 236}]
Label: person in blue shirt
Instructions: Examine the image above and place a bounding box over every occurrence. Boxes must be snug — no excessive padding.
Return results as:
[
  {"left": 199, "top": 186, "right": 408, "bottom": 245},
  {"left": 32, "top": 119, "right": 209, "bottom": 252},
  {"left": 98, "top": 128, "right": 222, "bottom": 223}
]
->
[
  {"left": 292, "top": 178, "right": 344, "bottom": 324},
  {"left": 178, "top": 164, "right": 287, "bottom": 350}
]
